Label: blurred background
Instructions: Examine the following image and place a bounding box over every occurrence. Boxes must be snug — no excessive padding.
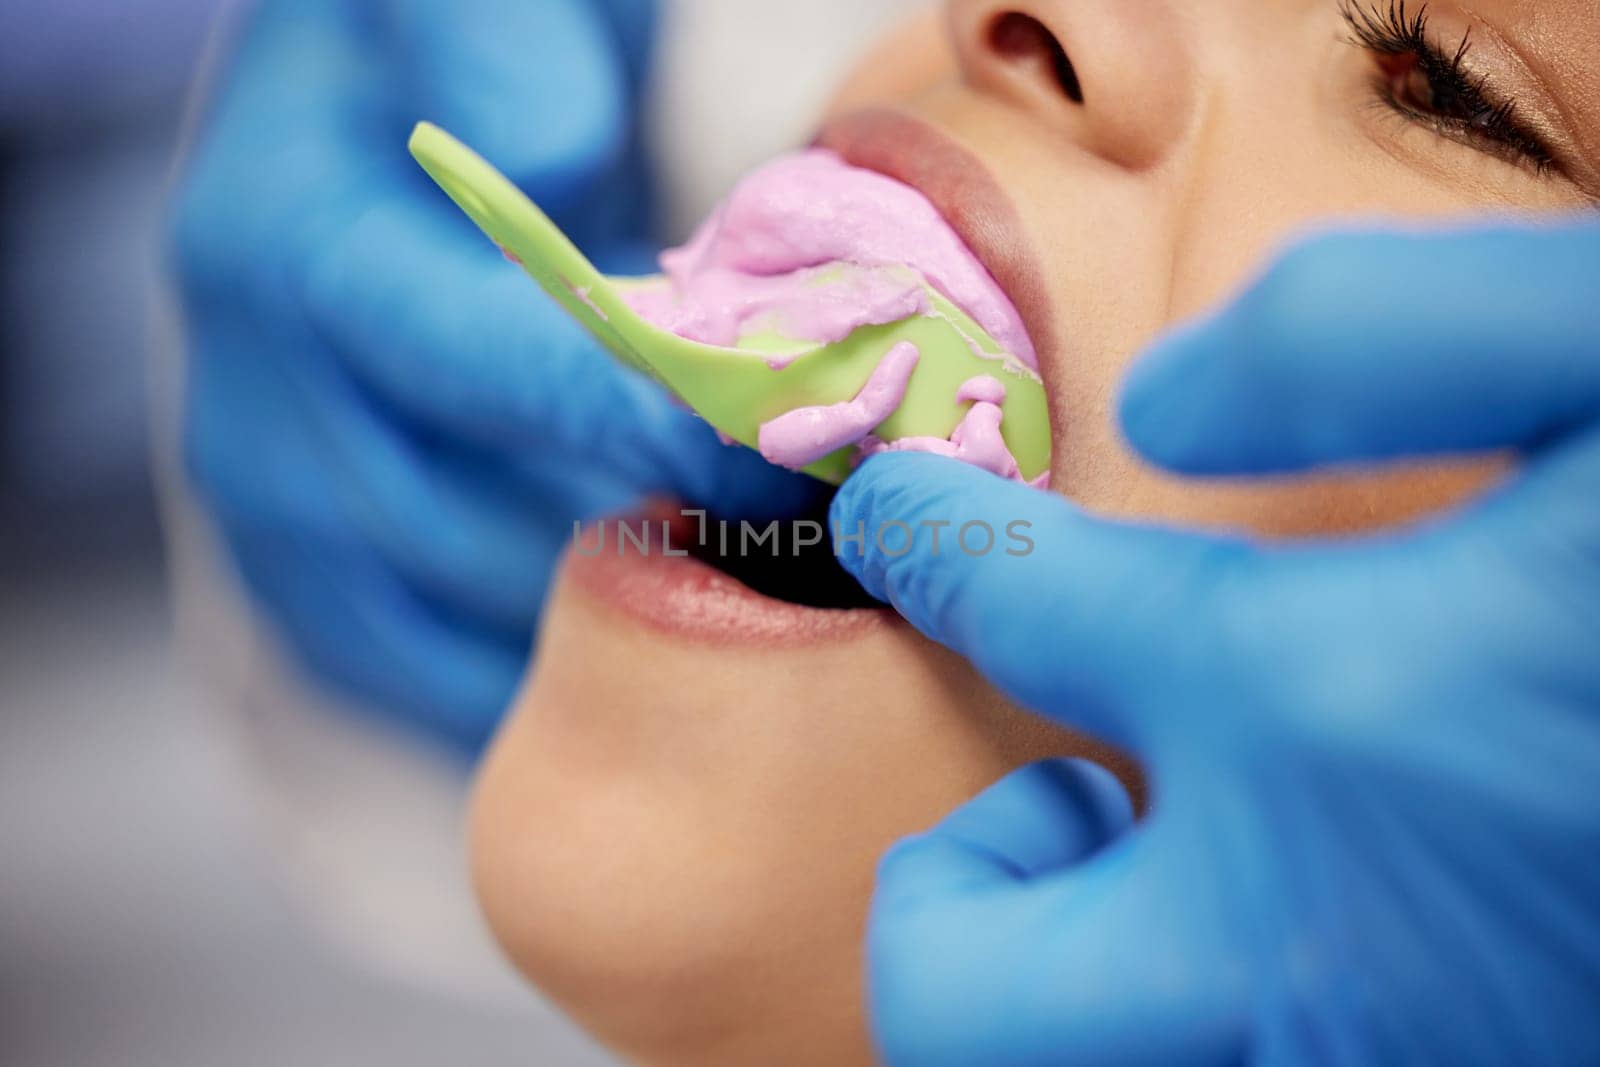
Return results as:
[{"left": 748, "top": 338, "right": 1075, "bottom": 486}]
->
[
  {"left": 0, "top": 1, "right": 606, "bottom": 1063},
  {"left": 0, "top": 1, "right": 920, "bottom": 1063}
]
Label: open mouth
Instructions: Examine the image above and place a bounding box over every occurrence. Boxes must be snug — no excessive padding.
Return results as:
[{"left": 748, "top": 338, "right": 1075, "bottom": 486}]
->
[
  {"left": 679, "top": 119, "right": 1046, "bottom": 611},
  {"left": 564, "top": 502, "right": 892, "bottom": 644},
  {"left": 723, "top": 116, "right": 1051, "bottom": 609},
  {"left": 570, "top": 112, "right": 1049, "bottom": 628},
  {"left": 683, "top": 493, "right": 879, "bottom": 610}
]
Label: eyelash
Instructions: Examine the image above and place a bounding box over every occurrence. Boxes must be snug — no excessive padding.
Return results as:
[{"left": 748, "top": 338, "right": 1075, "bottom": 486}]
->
[{"left": 1339, "top": 0, "right": 1556, "bottom": 174}]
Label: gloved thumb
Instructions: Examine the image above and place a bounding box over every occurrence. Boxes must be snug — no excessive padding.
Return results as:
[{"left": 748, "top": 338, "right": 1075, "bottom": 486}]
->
[
  {"left": 868, "top": 761, "right": 1245, "bottom": 1067},
  {"left": 388, "top": 0, "right": 632, "bottom": 207},
  {"left": 1118, "top": 222, "right": 1600, "bottom": 477}
]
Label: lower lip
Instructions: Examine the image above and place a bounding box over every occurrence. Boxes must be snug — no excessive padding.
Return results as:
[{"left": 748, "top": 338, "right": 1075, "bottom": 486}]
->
[{"left": 561, "top": 505, "right": 895, "bottom": 647}]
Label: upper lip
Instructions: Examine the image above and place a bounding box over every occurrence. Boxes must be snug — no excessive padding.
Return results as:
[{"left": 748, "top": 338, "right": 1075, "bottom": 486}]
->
[{"left": 814, "top": 107, "right": 1058, "bottom": 382}]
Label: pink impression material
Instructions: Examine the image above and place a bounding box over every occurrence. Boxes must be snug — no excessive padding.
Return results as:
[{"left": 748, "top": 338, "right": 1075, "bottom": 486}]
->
[
  {"left": 618, "top": 150, "right": 1049, "bottom": 486},
  {"left": 757, "top": 342, "right": 922, "bottom": 470},
  {"left": 623, "top": 149, "right": 1036, "bottom": 371},
  {"left": 860, "top": 375, "right": 1045, "bottom": 487}
]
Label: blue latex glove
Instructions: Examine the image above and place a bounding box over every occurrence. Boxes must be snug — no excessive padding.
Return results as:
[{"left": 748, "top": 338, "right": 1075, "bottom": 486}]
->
[
  {"left": 170, "top": 0, "right": 815, "bottom": 752},
  {"left": 832, "top": 221, "right": 1600, "bottom": 1066}
]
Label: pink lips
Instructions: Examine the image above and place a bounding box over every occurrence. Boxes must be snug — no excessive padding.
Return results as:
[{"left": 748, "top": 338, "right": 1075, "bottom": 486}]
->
[{"left": 562, "top": 506, "right": 893, "bottom": 647}]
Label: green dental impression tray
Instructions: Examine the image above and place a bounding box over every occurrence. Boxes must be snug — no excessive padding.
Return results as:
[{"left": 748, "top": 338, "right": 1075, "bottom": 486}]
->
[{"left": 408, "top": 122, "right": 1050, "bottom": 485}]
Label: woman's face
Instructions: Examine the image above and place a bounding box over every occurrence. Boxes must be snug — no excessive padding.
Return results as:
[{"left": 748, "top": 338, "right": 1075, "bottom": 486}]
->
[{"left": 472, "top": 2, "right": 1598, "bottom": 1064}]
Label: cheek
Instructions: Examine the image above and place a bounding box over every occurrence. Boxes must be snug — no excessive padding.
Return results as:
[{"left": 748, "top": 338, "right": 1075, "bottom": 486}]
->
[
  {"left": 822, "top": 10, "right": 956, "bottom": 121},
  {"left": 1018, "top": 170, "right": 1510, "bottom": 536}
]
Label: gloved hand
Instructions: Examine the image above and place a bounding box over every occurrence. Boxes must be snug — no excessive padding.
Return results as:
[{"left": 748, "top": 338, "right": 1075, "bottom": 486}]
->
[
  {"left": 170, "top": 0, "right": 815, "bottom": 752},
  {"left": 832, "top": 221, "right": 1600, "bottom": 1066}
]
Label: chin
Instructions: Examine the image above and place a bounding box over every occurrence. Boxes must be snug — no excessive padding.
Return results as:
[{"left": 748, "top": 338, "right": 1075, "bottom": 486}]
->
[{"left": 468, "top": 510, "right": 1125, "bottom": 1066}]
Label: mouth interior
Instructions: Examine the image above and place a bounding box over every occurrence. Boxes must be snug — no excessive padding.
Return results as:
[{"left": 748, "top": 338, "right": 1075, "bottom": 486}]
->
[{"left": 687, "top": 495, "right": 880, "bottom": 611}]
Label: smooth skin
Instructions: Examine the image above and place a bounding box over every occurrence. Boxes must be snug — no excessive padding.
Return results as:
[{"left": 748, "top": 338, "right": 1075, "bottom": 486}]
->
[{"left": 473, "top": 1, "right": 1598, "bottom": 1064}]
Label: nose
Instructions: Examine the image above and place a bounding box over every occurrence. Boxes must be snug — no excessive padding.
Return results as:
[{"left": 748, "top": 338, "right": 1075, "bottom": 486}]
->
[{"left": 947, "top": 0, "right": 1194, "bottom": 170}]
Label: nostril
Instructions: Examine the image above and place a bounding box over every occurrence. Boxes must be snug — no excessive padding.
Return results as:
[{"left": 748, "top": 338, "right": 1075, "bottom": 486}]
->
[{"left": 987, "top": 12, "right": 1084, "bottom": 104}]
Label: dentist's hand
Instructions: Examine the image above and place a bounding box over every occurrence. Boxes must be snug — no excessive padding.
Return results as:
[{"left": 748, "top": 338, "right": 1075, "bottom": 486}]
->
[
  {"left": 832, "top": 222, "right": 1600, "bottom": 1066},
  {"left": 171, "top": 0, "right": 814, "bottom": 751}
]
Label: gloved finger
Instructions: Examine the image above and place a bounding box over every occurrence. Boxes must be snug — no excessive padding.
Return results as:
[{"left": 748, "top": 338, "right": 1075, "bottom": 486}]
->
[
  {"left": 385, "top": 0, "right": 630, "bottom": 208},
  {"left": 185, "top": 305, "right": 596, "bottom": 632},
  {"left": 592, "top": 0, "right": 657, "bottom": 91},
  {"left": 303, "top": 377, "right": 614, "bottom": 633},
  {"left": 217, "top": 515, "right": 528, "bottom": 755},
  {"left": 873, "top": 760, "right": 1133, "bottom": 907},
  {"left": 1120, "top": 221, "right": 1600, "bottom": 476},
  {"left": 830, "top": 454, "right": 1255, "bottom": 751},
  {"left": 171, "top": 0, "right": 386, "bottom": 292},
  {"left": 871, "top": 793, "right": 1246, "bottom": 1067},
  {"left": 302, "top": 193, "right": 821, "bottom": 519},
  {"left": 183, "top": 313, "right": 529, "bottom": 753},
  {"left": 1440, "top": 421, "right": 1600, "bottom": 663}
]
